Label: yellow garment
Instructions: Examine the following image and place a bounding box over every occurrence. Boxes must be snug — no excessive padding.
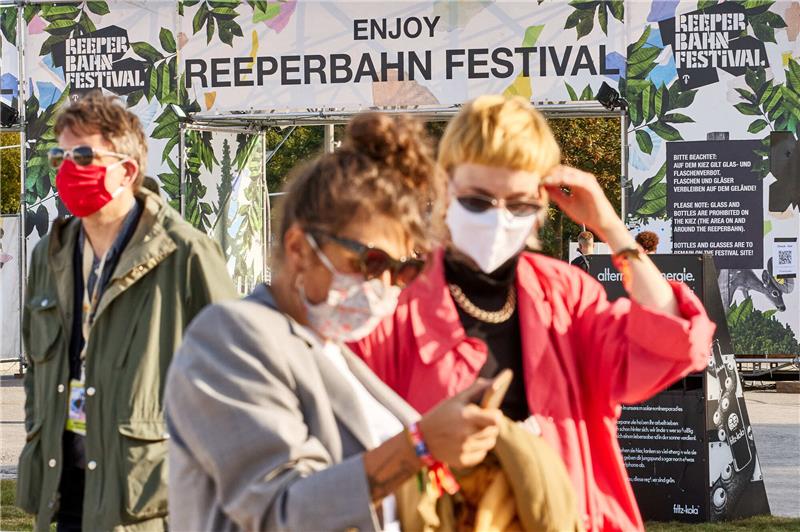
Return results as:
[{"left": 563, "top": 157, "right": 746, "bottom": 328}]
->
[{"left": 397, "top": 417, "right": 583, "bottom": 531}]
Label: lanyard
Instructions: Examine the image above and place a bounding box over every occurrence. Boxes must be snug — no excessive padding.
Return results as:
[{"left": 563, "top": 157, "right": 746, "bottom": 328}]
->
[{"left": 80, "top": 239, "right": 109, "bottom": 362}]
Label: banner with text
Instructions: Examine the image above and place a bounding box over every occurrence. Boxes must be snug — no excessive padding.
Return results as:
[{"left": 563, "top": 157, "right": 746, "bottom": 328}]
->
[
  {"left": 181, "top": 1, "right": 626, "bottom": 113},
  {"left": 624, "top": 0, "right": 799, "bottom": 356}
]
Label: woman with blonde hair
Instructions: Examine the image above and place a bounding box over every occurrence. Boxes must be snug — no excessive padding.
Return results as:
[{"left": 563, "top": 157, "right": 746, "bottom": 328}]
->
[{"left": 352, "top": 95, "right": 715, "bottom": 531}]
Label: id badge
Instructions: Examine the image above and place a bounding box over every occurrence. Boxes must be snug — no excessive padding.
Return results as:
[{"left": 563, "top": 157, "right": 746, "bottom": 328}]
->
[{"left": 65, "top": 379, "right": 87, "bottom": 436}]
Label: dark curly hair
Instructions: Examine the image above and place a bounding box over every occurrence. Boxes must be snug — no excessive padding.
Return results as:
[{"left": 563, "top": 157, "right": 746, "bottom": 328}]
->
[
  {"left": 635, "top": 231, "right": 659, "bottom": 253},
  {"left": 278, "top": 112, "right": 443, "bottom": 258}
]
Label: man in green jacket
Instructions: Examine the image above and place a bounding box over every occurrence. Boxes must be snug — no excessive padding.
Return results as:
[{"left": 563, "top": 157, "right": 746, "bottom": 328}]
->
[{"left": 16, "top": 92, "right": 237, "bottom": 531}]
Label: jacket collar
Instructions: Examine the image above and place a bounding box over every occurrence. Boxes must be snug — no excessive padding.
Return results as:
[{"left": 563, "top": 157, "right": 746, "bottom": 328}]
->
[
  {"left": 407, "top": 248, "right": 468, "bottom": 364},
  {"left": 408, "top": 249, "right": 548, "bottom": 369},
  {"left": 47, "top": 189, "right": 178, "bottom": 321},
  {"left": 249, "top": 284, "right": 418, "bottom": 448}
]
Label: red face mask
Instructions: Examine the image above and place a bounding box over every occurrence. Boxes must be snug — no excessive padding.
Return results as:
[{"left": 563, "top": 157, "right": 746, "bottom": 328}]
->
[{"left": 55, "top": 159, "right": 125, "bottom": 218}]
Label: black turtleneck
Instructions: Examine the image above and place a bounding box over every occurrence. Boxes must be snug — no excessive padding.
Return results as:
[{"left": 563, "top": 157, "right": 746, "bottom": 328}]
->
[{"left": 444, "top": 251, "right": 528, "bottom": 421}]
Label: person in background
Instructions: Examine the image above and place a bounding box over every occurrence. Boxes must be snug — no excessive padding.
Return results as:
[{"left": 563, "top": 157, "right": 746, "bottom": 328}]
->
[
  {"left": 16, "top": 92, "right": 236, "bottom": 531},
  {"left": 165, "top": 113, "right": 502, "bottom": 531},
  {"left": 635, "top": 230, "right": 660, "bottom": 254},
  {"left": 570, "top": 230, "right": 594, "bottom": 273},
  {"left": 351, "top": 95, "right": 716, "bottom": 532}
]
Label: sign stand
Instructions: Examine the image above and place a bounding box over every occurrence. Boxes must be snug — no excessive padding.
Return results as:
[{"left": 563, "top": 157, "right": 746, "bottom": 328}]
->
[{"left": 590, "top": 253, "right": 770, "bottom": 522}]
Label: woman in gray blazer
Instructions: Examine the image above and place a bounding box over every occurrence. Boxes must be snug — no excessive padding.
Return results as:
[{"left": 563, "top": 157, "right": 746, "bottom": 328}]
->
[{"left": 165, "top": 113, "right": 502, "bottom": 531}]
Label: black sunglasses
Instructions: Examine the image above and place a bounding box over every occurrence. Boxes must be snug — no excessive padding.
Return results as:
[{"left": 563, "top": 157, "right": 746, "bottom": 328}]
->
[
  {"left": 457, "top": 194, "right": 544, "bottom": 217},
  {"left": 47, "top": 146, "right": 128, "bottom": 168},
  {"left": 311, "top": 231, "right": 426, "bottom": 288}
]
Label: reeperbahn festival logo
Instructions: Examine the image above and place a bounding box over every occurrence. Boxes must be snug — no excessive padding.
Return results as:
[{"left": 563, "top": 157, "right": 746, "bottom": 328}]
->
[
  {"left": 659, "top": 2, "right": 768, "bottom": 90},
  {"left": 51, "top": 26, "right": 147, "bottom": 97}
]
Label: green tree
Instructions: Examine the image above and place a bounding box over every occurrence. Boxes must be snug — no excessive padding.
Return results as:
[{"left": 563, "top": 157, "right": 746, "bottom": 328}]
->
[
  {"left": 545, "top": 117, "right": 622, "bottom": 259},
  {"left": 265, "top": 126, "right": 324, "bottom": 195},
  {"left": 1, "top": 132, "right": 21, "bottom": 215}
]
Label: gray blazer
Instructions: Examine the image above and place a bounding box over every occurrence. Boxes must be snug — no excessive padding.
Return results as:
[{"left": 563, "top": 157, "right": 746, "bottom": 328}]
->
[{"left": 165, "top": 284, "right": 420, "bottom": 532}]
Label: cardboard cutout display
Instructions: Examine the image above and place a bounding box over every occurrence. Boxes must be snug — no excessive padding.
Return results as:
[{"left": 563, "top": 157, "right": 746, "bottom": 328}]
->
[{"left": 590, "top": 254, "right": 771, "bottom": 522}]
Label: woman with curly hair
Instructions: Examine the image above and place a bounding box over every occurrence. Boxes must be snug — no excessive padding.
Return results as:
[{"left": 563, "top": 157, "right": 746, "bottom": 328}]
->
[{"left": 165, "top": 113, "right": 504, "bottom": 531}]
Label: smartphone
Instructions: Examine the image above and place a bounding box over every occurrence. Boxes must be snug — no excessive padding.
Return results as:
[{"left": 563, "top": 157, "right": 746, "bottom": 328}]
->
[{"left": 480, "top": 369, "right": 514, "bottom": 409}]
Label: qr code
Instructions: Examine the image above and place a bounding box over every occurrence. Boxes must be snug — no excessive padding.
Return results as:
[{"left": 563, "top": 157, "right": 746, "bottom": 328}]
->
[{"left": 778, "top": 250, "right": 792, "bottom": 265}]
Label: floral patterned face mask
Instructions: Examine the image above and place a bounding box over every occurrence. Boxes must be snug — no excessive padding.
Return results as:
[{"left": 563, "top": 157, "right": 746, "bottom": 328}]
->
[{"left": 298, "top": 234, "right": 401, "bottom": 342}]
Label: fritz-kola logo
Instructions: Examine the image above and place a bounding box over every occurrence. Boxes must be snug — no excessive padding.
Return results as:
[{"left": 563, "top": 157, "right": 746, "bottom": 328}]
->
[
  {"left": 51, "top": 26, "right": 147, "bottom": 96},
  {"left": 659, "top": 2, "right": 768, "bottom": 90},
  {"left": 673, "top": 504, "right": 700, "bottom": 515}
]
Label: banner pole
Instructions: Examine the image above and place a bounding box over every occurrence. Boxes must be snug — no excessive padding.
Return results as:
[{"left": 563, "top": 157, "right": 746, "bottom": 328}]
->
[
  {"left": 323, "top": 124, "right": 335, "bottom": 154},
  {"left": 620, "top": 112, "right": 628, "bottom": 223}
]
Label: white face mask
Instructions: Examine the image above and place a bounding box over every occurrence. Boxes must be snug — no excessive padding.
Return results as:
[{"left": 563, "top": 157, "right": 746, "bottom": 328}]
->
[
  {"left": 299, "top": 235, "right": 400, "bottom": 342},
  {"left": 446, "top": 199, "right": 537, "bottom": 274}
]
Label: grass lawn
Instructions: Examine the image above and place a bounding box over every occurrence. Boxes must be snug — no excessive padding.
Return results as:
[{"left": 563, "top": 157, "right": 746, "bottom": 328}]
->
[
  {"left": 1, "top": 480, "right": 33, "bottom": 531},
  {"left": 1, "top": 478, "right": 799, "bottom": 531}
]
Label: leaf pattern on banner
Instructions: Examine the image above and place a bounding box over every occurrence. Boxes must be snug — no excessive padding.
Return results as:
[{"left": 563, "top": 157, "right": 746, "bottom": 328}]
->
[
  {"left": 157, "top": 157, "right": 182, "bottom": 212},
  {"left": 565, "top": 0, "right": 624, "bottom": 39},
  {"left": 628, "top": 162, "right": 668, "bottom": 222},
  {"left": 129, "top": 28, "right": 180, "bottom": 107},
  {"left": 213, "top": 138, "right": 235, "bottom": 257},
  {"left": 372, "top": 72, "right": 439, "bottom": 107},
  {"left": 733, "top": 61, "right": 800, "bottom": 180},
  {"left": 188, "top": 0, "right": 243, "bottom": 46},
  {"left": 233, "top": 135, "right": 265, "bottom": 288},
  {"left": 183, "top": 129, "right": 218, "bottom": 231},
  {"left": 24, "top": 86, "right": 71, "bottom": 235},
  {"left": 564, "top": 82, "right": 595, "bottom": 101},
  {"left": 621, "top": 26, "right": 697, "bottom": 162},
  {"left": 37, "top": 2, "right": 109, "bottom": 56},
  {"left": 744, "top": 0, "right": 787, "bottom": 44},
  {"left": 1, "top": 6, "right": 17, "bottom": 45}
]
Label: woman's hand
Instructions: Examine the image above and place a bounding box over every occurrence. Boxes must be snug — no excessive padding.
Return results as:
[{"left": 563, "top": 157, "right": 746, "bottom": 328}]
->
[
  {"left": 363, "top": 380, "right": 501, "bottom": 503},
  {"left": 542, "top": 165, "right": 633, "bottom": 250},
  {"left": 544, "top": 165, "right": 679, "bottom": 314},
  {"left": 419, "top": 380, "right": 502, "bottom": 468}
]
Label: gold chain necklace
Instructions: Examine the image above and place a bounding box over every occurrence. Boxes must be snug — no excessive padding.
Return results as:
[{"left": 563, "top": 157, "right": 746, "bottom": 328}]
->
[{"left": 448, "top": 284, "right": 517, "bottom": 324}]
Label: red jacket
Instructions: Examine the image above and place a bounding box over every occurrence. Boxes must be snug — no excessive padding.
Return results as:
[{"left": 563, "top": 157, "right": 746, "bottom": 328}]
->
[{"left": 351, "top": 250, "right": 715, "bottom": 531}]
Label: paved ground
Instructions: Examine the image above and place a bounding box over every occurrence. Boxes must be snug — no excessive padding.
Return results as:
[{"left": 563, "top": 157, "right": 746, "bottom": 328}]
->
[
  {"left": 745, "top": 389, "right": 800, "bottom": 518},
  {"left": 1, "top": 369, "right": 25, "bottom": 480},
  {"left": 1, "top": 366, "right": 798, "bottom": 516}
]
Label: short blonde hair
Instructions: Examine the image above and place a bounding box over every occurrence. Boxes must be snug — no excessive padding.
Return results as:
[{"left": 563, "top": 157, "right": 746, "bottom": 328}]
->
[
  {"left": 55, "top": 92, "right": 147, "bottom": 189},
  {"left": 438, "top": 95, "right": 561, "bottom": 177}
]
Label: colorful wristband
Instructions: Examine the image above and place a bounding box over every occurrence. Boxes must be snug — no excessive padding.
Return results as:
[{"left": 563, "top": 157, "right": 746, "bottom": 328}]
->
[
  {"left": 407, "top": 422, "right": 436, "bottom": 467},
  {"left": 406, "top": 422, "right": 460, "bottom": 497},
  {"left": 611, "top": 246, "right": 642, "bottom": 292}
]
